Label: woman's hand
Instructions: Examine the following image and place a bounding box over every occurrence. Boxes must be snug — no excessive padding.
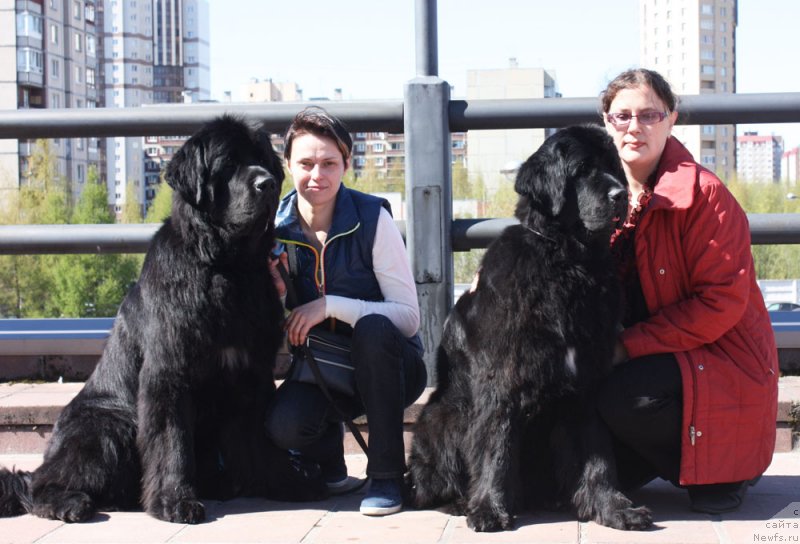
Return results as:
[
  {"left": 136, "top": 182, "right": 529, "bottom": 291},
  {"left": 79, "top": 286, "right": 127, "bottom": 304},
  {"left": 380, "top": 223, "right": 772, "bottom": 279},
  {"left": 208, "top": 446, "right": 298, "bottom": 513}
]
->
[
  {"left": 285, "top": 297, "right": 326, "bottom": 346},
  {"left": 268, "top": 250, "right": 289, "bottom": 299}
]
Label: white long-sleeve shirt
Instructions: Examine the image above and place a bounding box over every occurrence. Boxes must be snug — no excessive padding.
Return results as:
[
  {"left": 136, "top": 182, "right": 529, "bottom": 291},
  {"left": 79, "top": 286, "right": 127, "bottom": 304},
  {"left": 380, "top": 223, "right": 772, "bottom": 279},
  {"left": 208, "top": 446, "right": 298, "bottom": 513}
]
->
[{"left": 324, "top": 208, "right": 420, "bottom": 338}]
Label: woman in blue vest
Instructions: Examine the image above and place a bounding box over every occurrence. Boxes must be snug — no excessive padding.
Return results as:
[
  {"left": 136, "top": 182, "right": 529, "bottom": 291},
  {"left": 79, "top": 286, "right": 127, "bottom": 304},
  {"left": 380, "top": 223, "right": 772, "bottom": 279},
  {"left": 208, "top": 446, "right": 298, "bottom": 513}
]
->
[{"left": 265, "top": 107, "right": 427, "bottom": 516}]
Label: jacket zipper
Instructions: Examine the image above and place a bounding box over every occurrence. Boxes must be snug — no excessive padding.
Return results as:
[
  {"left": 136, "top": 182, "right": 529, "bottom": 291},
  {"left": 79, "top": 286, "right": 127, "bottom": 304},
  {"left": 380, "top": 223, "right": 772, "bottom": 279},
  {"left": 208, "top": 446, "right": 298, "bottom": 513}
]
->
[
  {"left": 278, "top": 222, "right": 361, "bottom": 296},
  {"left": 318, "top": 223, "right": 360, "bottom": 296}
]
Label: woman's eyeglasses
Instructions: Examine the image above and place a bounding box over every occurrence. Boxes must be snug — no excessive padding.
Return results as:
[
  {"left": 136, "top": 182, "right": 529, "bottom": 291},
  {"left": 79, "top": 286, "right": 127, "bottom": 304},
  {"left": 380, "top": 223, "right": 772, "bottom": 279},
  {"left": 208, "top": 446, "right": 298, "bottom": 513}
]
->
[{"left": 606, "top": 111, "right": 669, "bottom": 128}]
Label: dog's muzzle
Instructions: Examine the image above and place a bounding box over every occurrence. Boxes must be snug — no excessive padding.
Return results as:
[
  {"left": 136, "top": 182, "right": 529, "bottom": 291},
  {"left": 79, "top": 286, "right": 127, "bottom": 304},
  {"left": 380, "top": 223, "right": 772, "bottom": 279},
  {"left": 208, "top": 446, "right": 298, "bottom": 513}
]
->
[
  {"left": 250, "top": 166, "right": 276, "bottom": 194},
  {"left": 609, "top": 186, "right": 628, "bottom": 228}
]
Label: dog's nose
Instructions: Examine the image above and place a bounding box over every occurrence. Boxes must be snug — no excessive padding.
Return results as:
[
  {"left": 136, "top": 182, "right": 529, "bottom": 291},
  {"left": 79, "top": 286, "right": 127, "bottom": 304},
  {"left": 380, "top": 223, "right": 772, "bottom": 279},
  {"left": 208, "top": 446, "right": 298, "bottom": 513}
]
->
[
  {"left": 608, "top": 186, "right": 627, "bottom": 203},
  {"left": 253, "top": 171, "right": 276, "bottom": 193}
]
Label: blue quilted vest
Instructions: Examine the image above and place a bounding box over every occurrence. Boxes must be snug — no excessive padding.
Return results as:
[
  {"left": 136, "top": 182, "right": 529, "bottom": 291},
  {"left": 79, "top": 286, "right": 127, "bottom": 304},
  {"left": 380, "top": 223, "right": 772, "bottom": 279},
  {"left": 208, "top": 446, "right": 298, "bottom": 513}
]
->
[{"left": 275, "top": 185, "right": 391, "bottom": 330}]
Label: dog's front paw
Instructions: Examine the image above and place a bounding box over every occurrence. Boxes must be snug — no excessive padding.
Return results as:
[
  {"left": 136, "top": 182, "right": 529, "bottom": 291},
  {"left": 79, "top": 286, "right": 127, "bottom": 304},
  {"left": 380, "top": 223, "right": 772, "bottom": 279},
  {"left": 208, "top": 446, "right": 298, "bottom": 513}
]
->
[
  {"left": 152, "top": 497, "right": 205, "bottom": 524},
  {"left": 467, "top": 504, "right": 513, "bottom": 532},
  {"left": 33, "top": 491, "right": 95, "bottom": 523},
  {"left": 592, "top": 497, "right": 653, "bottom": 531},
  {"left": 607, "top": 505, "right": 653, "bottom": 531}
]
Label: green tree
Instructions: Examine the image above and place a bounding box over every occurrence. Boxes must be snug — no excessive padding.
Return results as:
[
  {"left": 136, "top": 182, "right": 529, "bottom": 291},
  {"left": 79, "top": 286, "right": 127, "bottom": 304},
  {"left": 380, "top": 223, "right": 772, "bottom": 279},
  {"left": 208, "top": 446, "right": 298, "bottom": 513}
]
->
[
  {"left": 46, "top": 180, "right": 139, "bottom": 317},
  {"left": 144, "top": 180, "right": 173, "bottom": 223},
  {"left": 121, "top": 182, "right": 142, "bottom": 223},
  {"left": 727, "top": 179, "right": 800, "bottom": 280},
  {"left": 0, "top": 140, "right": 69, "bottom": 317}
]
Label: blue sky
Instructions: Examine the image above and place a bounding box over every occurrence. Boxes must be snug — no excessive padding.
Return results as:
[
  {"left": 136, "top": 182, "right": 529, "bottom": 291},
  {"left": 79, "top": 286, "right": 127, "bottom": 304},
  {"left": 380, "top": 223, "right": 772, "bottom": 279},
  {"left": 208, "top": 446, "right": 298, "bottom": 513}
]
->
[{"left": 209, "top": 0, "right": 800, "bottom": 149}]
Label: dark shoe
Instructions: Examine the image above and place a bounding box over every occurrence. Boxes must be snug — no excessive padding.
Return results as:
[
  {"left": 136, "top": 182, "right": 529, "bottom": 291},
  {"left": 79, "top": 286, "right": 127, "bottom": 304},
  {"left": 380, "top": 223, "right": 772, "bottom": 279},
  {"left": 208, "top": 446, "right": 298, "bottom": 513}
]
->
[
  {"left": 360, "top": 478, "right": 403, "bottom": 516},
  {"left": 688, "top": 480, "right": 749, "bottom": 514}
]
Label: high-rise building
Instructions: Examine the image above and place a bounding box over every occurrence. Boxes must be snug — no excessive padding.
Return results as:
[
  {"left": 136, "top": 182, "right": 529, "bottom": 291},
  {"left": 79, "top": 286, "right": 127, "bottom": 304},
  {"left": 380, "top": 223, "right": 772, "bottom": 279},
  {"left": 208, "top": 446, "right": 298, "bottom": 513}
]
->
[
  {"left": 736, "top": 132, "right": 783, "bottom": 182},
  {"left": 639, "top": 0, "right": 737, "bottom": 181},
  {"left": 465, "top": 59, "right": 558, "bottom": 192},
  {"left": 782, "top": 147, "right": 799, "bottom": 184},
  {"left": 0, "top": 0, "right": 103, "bottom": 203},
  {"left": 104, "top": 0, "right": 209, "bottom": 217}
]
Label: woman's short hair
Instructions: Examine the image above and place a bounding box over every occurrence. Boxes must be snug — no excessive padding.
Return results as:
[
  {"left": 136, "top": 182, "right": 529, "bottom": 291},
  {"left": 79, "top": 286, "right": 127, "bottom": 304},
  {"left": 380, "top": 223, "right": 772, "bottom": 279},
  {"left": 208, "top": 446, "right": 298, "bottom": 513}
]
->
[
  {"left": 600, "top": 68, "right": 679, "bottom": 114},
  {"left": 284, "top": 106, "right": 353, "bottom": 163}
]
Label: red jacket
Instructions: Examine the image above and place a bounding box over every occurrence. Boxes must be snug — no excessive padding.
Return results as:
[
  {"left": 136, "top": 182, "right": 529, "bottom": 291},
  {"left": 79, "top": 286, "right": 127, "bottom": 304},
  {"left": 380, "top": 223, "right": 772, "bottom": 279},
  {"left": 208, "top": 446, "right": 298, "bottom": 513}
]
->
[{"left": 620, "top": 137, "right": 778, "bottom": 486}]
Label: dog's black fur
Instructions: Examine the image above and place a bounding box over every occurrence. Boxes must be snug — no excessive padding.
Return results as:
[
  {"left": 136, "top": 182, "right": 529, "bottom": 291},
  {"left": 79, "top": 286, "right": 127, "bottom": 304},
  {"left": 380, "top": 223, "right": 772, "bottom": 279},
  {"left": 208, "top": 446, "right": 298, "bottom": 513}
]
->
[
  {"left": 407, "top": 126, "right": 652, "bottom": 532},
  {"left": 0, "top": 116, "right": 325, "bottom": 524}
]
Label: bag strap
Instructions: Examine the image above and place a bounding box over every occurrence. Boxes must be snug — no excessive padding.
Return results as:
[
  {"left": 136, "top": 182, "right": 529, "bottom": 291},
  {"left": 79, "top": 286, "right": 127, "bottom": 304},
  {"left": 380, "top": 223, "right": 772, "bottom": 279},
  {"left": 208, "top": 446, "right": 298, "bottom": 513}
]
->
[
  {"left": 300, "top": 344, "right": 369, "bottom": 455},
  {"left": 275, "top": 254, "right": 369, "bottom": 456}
]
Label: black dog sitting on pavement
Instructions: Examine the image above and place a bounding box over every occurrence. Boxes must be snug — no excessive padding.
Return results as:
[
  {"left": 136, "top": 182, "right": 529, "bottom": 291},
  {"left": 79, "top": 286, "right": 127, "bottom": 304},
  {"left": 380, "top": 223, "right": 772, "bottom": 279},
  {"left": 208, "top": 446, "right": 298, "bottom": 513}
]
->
[
  {"left": 0, "top": 116, "right": 325, "bottom": 524},
  {"left": 407, "top": 126, "right": 653, "bottom": 532}
]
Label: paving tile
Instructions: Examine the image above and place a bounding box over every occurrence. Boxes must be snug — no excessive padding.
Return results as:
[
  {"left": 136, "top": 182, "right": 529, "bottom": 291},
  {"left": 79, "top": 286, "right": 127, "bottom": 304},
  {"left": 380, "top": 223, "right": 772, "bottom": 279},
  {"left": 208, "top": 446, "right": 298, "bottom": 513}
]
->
[
  {"left": 171, "top": 499, "right": 328, "bottom": 543},
  {"left": 0, "top": 515, "right": 63, "bottom": 544},
  {"left": 445, "top": 512, "right": 579, "bottom": 544},
  {"left": 36, "top": 511, "right": 186, "bottom": 543},
  {"left": 310, "top": 509, "right": 450, "bottom": 544}
]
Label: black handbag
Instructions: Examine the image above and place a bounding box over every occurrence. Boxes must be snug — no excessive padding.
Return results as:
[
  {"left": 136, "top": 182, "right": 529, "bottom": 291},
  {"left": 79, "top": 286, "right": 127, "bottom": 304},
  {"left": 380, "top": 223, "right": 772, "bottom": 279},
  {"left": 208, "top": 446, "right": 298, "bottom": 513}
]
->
[
  {"left": 288, "top": 326, "right": 355, "bottom": 397},
  {"left": 274, "top": 252, "right": 368, "bottom": 455}
]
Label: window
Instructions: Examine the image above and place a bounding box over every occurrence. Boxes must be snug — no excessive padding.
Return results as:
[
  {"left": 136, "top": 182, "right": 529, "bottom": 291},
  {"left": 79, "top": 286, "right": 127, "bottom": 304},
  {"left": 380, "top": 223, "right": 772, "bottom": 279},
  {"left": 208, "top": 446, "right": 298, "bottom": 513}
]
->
[
  {"left": 51, "top": 59, "right": 60, "bottom": 78},
  {"left": 700, "top": 20, "right": 713, "bottom": 30},
  {"left": 701, "top": 49, "right": 714, "bottom": 60},
  {"left": 16, "top": 12, "right": 43, "bottom": 38},
  {"left": 73, "top": 1, "right": 81, "bottom": 19},
  {"left": 51, "top": 92, "right": 61, "bottom": 108},
  {"left": 77, "top": 164, "right": 85, "bottom": 182},
  {"left": 85, "top": 3, "right": 95, "bottom": 22},
  {"left": 372, "top": 143, "right": 384, "bottom": 152},
  {"left": 702, "top": 125, "right": 715, "bottom": 135},
  {"left": 354, "top": 143, "right": 366, "bottom": 153},
  {"left": 701, "top": 4, "right": 713, "bottom": 15},
  {"left": 73, "top": 32, "right": 82, "bottom": 52},
  {"left": 86, "top": 68, "right": 95, "bottom": 86},
  {"left": 17, "top": 48, "right": 43, "bottom": 74},
  {"left": 50, "top": 24, "right": 58, "bottom": 44},
  {"left": 86, "top": 35, "right": 96, "bottom": 57},
  {"left": 74, "top": 66, "right": 82, "bottom": 83}
]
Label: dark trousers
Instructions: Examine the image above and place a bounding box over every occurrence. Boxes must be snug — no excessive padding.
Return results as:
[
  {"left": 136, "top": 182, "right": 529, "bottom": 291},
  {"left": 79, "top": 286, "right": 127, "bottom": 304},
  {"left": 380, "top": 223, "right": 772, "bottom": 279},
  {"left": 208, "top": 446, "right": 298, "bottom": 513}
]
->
[
  {"left": 597, "top": 352, "right": 683, "bottom": 490},
  {"left": 265, "top": 314, "right": 427, "bottom": 479}
]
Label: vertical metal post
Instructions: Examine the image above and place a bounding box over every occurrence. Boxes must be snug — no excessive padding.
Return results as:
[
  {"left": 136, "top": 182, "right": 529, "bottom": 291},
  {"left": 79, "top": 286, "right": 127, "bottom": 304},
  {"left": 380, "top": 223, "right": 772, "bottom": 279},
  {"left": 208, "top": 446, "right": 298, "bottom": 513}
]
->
[
  {"left": 405, "top": 79, "right": 452, "bottom": 384},
  {"left": 415, "top": 0, "right": 438, "bottom": 77},
  {"left": 406, "top": 0, "right": 451, "bottom": 383}
]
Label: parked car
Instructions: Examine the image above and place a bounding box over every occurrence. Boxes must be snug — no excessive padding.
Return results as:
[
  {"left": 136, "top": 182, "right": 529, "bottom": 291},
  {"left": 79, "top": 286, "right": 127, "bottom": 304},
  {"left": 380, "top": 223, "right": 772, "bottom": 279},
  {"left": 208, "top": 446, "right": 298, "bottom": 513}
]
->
[{"left": 766, "top": 302, "right": 800, "bottom": 311}]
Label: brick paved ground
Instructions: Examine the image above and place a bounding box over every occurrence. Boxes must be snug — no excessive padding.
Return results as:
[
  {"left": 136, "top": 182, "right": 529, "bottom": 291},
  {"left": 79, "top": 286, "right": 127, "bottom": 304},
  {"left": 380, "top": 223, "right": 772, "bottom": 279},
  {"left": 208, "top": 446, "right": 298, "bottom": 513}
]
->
[{"left": 0, "top": 452, "right": 798, "bottom": 544}]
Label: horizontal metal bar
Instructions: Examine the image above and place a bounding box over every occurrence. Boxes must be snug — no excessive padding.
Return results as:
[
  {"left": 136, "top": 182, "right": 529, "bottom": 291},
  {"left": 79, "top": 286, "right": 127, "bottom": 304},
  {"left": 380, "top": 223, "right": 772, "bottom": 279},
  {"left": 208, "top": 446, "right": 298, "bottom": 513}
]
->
[
  {"left": 0, "top": 223, "right": 160, "bottom": 254},
  {"left": 448, "top": 92, "right": 800, "bottom": 131},
  {"left": 0, "top": 101, "right": 405, "bottom": 139},
  {"left": 451, "top": 213, "right": 800, "bottom": 251},
  {"left": 2, "top": 92, "right": 799, "bottom": 139},
  {"left": 1, "top": 214, "right": 797, "bottom": 255},
  {"left": 2, "top": 313, "right": 798, "bottom": 357}
]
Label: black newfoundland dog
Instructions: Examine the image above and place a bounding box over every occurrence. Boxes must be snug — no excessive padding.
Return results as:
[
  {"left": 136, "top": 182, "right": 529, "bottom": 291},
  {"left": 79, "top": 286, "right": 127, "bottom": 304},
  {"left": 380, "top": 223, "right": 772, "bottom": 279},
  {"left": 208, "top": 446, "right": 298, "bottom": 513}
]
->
[
  {"left": 407, "top": 126, "right": 652, "bottom": 532},
  {"left": 0, "top": 116, "right": 323, "bottom": 524}
]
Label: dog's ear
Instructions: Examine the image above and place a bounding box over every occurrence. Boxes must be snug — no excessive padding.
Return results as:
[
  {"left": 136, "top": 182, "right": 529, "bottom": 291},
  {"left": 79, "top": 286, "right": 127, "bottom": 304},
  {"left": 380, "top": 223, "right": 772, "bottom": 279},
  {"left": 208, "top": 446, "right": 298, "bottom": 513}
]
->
[
  {"left": 514, "top": 149, "right": 567, "bottom": 217},
  {"left": 164, "top": 135, "right": 208, "bottom": 207}
]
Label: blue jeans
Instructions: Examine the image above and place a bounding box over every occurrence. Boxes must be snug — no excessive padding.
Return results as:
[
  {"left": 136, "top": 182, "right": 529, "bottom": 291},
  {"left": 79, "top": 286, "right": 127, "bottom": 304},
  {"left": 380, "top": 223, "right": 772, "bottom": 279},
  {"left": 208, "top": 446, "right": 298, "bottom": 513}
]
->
[{"left": 265, "top": 314, "right": 427, "bottom": 479}]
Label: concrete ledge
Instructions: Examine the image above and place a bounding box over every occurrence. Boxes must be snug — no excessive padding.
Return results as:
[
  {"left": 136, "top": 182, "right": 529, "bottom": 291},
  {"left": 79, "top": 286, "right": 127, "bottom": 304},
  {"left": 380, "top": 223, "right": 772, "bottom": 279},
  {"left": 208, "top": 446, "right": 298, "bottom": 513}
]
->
[{"left": 0, "top": 380, "right": 797, "bottom": 455}]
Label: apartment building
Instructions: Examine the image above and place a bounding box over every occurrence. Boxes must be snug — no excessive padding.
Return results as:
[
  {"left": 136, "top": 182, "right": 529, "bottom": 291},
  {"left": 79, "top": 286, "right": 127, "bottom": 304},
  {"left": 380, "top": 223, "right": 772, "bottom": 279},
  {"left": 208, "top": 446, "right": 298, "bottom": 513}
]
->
[
  {"left": 1, "top": 0, "right": 102, "bottom": 202},
  {"left": 106, "top": 0, "right": 209, "bottom": 216},
  {"left": 640, "top": 0, "right": 737, "bottom": 181},
  {"left": 783, "top": 147, "right": 798, "bottom": 184},
  {"left": 465, "top": 60, "right": 558, "bottom": 192},
  {"left": 736, "top": 132, "right": 783, "bottom": 182}
]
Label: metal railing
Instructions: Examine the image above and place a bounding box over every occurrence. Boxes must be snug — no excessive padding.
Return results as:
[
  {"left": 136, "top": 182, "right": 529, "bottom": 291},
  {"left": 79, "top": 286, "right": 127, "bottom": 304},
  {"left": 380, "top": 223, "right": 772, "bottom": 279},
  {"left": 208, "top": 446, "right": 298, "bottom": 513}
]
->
[{"left": 1, "top": 0, "right": 800, "bottom": 378}]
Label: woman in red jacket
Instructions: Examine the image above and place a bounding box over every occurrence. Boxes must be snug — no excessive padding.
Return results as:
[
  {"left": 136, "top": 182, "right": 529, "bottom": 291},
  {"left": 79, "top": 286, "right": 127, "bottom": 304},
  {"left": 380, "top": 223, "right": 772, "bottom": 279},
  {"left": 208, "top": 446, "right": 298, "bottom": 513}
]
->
[{"left": 596, "top": 68, "right": 779, "bottom": 514}]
